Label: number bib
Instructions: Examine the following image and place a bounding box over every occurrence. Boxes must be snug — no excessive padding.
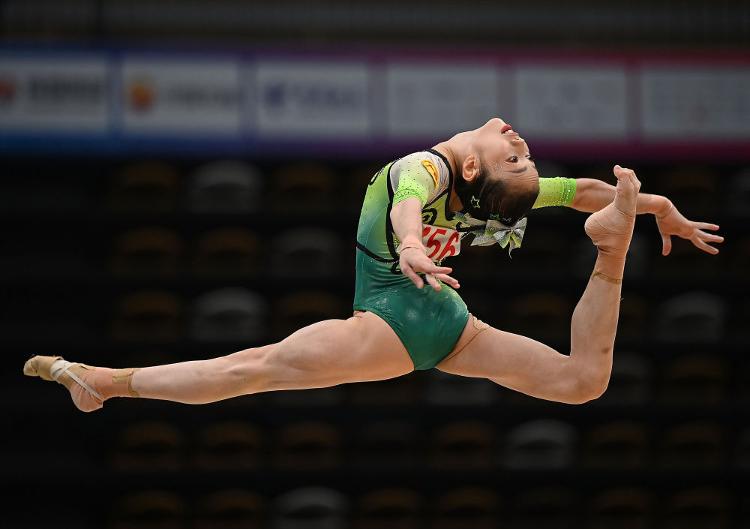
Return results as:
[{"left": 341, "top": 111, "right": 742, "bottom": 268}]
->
[{"left": 420, "top": 225, "right": 461, "bottom": 262}]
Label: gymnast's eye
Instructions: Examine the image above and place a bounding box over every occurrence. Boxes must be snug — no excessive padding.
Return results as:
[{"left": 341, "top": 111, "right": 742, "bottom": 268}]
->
[{"left": 507, "top": 155, "right": 519, "bottom": 163}]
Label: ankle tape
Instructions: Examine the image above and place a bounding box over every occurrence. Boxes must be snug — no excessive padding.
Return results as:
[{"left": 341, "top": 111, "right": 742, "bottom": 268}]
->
[{"left": 591, "top": 270, "right": 623, "bottom": 284}]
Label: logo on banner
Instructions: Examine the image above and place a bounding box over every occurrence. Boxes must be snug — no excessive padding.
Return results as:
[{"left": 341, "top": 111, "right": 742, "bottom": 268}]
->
[
  {"left": 128, "top": 77, "right": 156, "bottom": 113},
  {"left": 262, "top": 81, "right": 363, "bottom": 113},
  {"left": 0, "top": 76, "right": 16, "bottom": 106},
  {"left": 27, "top": 75, "right": 105, "bottom": 108},
  {"left": 127, "top": 77, "right": 239, "bottom": 114},
  {"left": 254, "top": 62, "right": 370, "bottom": 137}
]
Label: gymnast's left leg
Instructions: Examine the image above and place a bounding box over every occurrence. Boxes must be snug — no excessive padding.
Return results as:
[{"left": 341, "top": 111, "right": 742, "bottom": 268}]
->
[
  {"left": 436, "top": 165, "right": 641, "bottom": 404},
  {"left": 23, "top": 311, "right": 414, "bottom": 412}
]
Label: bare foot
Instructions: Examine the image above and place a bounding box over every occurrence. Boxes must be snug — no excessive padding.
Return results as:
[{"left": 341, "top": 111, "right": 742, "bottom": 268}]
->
[{"left": 584, "top": 165, "right": 641, "bottom": 257}]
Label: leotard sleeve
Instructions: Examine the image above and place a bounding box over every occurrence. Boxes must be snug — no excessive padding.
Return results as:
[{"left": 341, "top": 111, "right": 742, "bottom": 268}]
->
[
  {"left": 392, "top": 157, "right": 441, "bottom": 207},
  {"left": 532, "top": 177, "right": 577, "bottom": 209}
]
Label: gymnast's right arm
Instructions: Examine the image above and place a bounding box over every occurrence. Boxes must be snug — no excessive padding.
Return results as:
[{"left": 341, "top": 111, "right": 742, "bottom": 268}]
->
[{"left": 389, "top": 168, "right": 458, "bottom": 292}]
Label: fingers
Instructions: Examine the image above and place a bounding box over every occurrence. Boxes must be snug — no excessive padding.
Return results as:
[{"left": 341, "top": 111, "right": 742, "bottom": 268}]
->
[
  {"left": 425, "top": 273, "right": 442, "bottom": 291},
  {"left": 399, "top": 250, "right": 457, "bottom": 290},
  {"left": 692, "top": 237, "right": 720, "bottom": 255},
  {"left": 435, "top": 273, "right": 460, "bottom": 289},
  {"left": 694, "top": 222, "right": 720, "bottom": 231},
  {"left": 426, "top": 264, "right": 453, "bottom": 275},
  {"left": 693, "top": 229, "right": 723, "bottom": 255},
  {"left": 697, "top": 230, "right": 724, "bottom": 244},
  {"left": 401, "top": 262, "right": 424, "bottom": 289},
  {"left": 661, "top": 233, "right": 672, "bottom": 256}
]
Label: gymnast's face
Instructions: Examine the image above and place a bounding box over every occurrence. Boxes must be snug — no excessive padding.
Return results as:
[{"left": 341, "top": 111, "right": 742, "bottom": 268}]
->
[{"left": 472, "top": 117, "right": 539, "bottom": 188}]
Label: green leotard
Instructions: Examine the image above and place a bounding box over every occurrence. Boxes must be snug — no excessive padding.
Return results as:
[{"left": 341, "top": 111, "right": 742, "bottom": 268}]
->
[{"left": 354, "top": 148, "right": 576, "bottom": 370}]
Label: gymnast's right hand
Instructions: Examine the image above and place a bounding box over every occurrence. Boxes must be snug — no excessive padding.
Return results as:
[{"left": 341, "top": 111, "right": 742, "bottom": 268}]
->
[{"left": 399, "top": 245, "right": 460, "bottom": 291}]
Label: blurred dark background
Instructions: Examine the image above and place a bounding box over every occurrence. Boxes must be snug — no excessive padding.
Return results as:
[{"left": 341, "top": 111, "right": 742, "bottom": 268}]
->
[{"left": 2, "top": 1, "right": 749, "bottom": 528}]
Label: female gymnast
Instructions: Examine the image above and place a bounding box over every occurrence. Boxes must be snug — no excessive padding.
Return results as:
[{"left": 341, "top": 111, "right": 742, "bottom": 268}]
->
[{"left": 24, "top": 118, "right": 723, "bottom": 411}]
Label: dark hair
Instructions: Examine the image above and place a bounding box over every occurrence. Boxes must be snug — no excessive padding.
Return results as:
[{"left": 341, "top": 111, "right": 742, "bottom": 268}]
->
[{"left": 457, "top": 162, "right": 540, "bottom": 225}]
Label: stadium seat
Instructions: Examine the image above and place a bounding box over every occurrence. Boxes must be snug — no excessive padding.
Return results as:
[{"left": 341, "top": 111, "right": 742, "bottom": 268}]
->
[
  {"left": 503, "top": 420, "right": 577, "bottom": 469},
  {"left": 659, "top": 488, "right": 730, "bottom": 529},
  {"left": 354, "top": 488, "right": 421, "bottom": 529},
  {"left": 598, "top": 352, "right": 653, "bottom": 406},
  {"left": 431, "top": 421, "right": 495, "bottom": 470},
  {"left": 188, "top": 160, "right": 263, "bottom": 213},
  {"left": 194, "top": 489, "right": 265, "bottom": 529},
  {"left": 512, "top": 487, "right": 577, "bottom": 529},
  {"left": 274, "top": 291, "right": 347, "bottom": 339},
  {"left": 273, "top": 487, "right": 348, "bottom": 529},
  {"left": 586, "top": 488, "right": 652, "bottom": 529},
  {"left": 192, "top": 228, "right": 262, "bottom": 277},
  {"left": 190, "top": 287, "right": 268, "bottom": 342},
  {"left": 275, "top": 421, "right": 342, "bottom": 470},
  {"left": 109, "top": 490, "right": 186, "bottom": 529},
  {"left": 660, "top": 353, "right": 727, "bottom": 405},
  {"left": 582, "top": 421, "right": 649, "bottom": 469},
  {"left": 659, "top": 422, "right": 725, "bottom": 469},
  {"left": 111, "top": 421, "right": 185, "bottom": 472},
  {"left": 656, "top": 292, "right": 726, "bottom": 343},
  {"left": 109, "top": 162, "right": 180, "bottom": 212},
  {"left": 112, "top": 290, "right": 182, "bottom": 342},
  {"left": 112, "top": 227, "right": 183, "bottom": 276},
  {"left": 271, "top": 228, "right": 343, "bottom": 278},
  {"left": 270, "top": 163, "right": 338, "bottom": 213},
  {"left": 506, "top": 292, "right": 572, "bottom": 343},
  {"left": 353, "top": 421, "right": 419, "bottom": 469},
  {"left": 429, "top": 487, "right": 500, "bottom": 529},
  {"left": 194, "top": 421, "right": 264, "bottom": 471}
]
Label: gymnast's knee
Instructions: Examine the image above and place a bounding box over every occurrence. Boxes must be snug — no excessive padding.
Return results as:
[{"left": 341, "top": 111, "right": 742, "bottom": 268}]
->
[{"left": 567, "top": 367, "right": 611, "bottom": 404}]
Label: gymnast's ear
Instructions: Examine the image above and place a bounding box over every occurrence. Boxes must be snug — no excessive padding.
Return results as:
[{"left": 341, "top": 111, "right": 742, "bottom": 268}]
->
[{"left": 461, "top": 154, "right": 481, "bottom": 182}]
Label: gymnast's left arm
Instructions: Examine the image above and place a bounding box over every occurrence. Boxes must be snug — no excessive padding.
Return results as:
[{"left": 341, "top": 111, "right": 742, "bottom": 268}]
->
[{"left": 534, "top": 172, "right": 724, "bottom": 256}]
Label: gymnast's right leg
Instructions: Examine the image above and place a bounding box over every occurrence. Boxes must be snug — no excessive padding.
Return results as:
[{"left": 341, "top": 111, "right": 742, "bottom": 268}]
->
[{"left": 23, "top": 311, "right": 414, "bottom": 412}]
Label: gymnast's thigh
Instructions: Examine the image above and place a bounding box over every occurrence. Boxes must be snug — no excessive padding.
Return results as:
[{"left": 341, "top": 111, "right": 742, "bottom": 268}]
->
[
  {"left": 268, "top": 310, "right": 415, "bottom": 388},
  {"left": 435, "top": 319, "right": 573, "bottom": 400}
]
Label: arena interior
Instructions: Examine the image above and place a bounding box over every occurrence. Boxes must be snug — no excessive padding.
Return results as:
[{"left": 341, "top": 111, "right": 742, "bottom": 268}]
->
[{"left": 3, "top": 1, "right": 750, "bottom": 528}]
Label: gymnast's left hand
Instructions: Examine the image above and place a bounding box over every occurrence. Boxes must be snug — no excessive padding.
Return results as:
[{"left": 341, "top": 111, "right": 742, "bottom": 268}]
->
[{"left": 655, "top": 201, "right": 724, "bottom": 256}]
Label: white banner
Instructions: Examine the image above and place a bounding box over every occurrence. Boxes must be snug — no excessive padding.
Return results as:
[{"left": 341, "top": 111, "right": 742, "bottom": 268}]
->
[
  {"left": 640, "top": 67, "right": 750, "bottom": 139},
  {"left": 252, "top": 61, "right": 370, "bottom": 137},
  {"left": 385, "top": 63, "right": 502, "bottom": 138},
  {"left": 0, "top": 56, "right": 109, "bottom": 132},
  {"left": 121, "top": 58, "right": 242, "bottom": 135},
  {"left": 514, "top": 66, "right": 628, "bottom": 139}
]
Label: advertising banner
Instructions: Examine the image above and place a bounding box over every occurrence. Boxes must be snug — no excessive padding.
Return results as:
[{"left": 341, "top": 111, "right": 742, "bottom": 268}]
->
[
  {"left": 385, "top": 63, "right": 502, "bottom": 138},
  {"left": 514, "top": 66, "right": 628, "bottom": 139},
  {"left": 1, "top": 47, "right": 748, "bottom": 159},
  {"left": 253, "top": 61, "right": 370, "bottom": 138},
  {"left": 0, "top": 56, "right": 109, "bottom": 132},
  {"left": 640, "top": 67, "right": 750, "bottom": 139},
  {"left": 121, "top": 58, "right": 242, "bottom": 135}
]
